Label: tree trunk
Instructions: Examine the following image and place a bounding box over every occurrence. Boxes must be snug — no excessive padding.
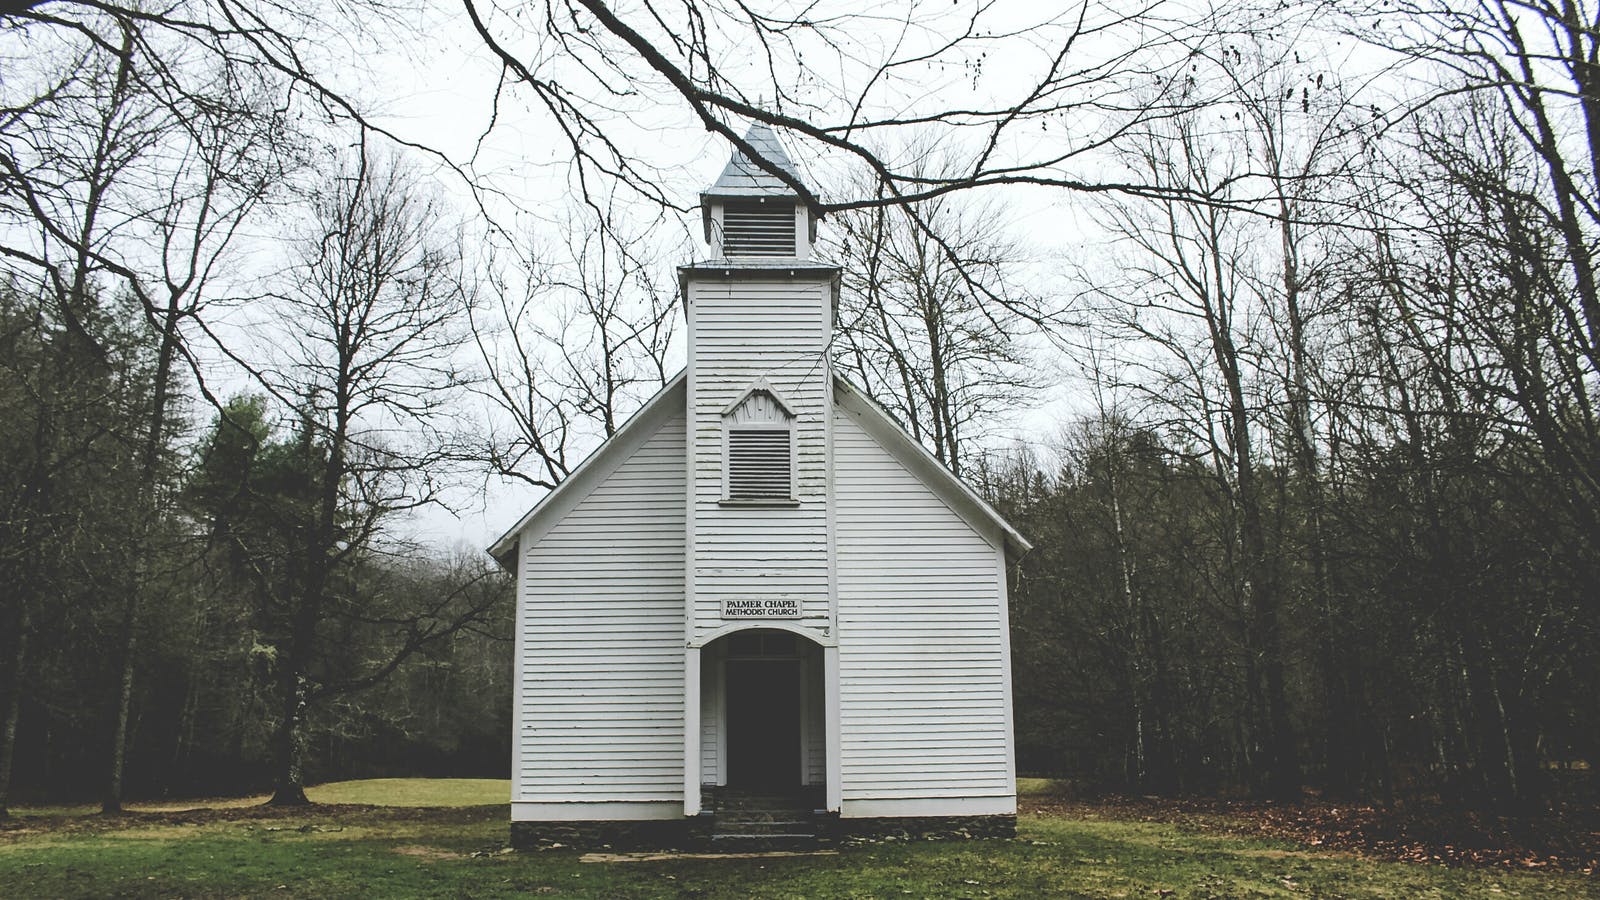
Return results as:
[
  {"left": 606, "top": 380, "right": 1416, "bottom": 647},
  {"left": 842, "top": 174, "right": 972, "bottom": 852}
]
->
[
  {"left": 1212, "top": 286, "right": 1298, "bottom": 798},
  {"left": 101, "top": 298, "right": 181, "bottom": 814},
  {"left": 0, "top": 608, "right": 29, "bottom": 818},
  {"left": 268, "top": 670, "right": 312, "bottom": 806},
  {"left": 100, "top": 626, "right": 136, "bottom": 815}
]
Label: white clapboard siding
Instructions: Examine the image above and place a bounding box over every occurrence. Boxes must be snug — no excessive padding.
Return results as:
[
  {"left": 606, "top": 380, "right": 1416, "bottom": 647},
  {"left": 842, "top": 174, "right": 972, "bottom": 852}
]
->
[
  {"left": 700, "top": 645, "right": 723, "bottom": 785},
  {"left": 804, "top": 651, "right": 825, "bottom": 785},
  {"left": 688, "top": 277, "right": 833, "bottom": 636},
  {"left": 833, "top": 407, "right": 1013, "bottom": 800},
  {"left": 517, "top": 411, "right": 687, "bottom": 805}
]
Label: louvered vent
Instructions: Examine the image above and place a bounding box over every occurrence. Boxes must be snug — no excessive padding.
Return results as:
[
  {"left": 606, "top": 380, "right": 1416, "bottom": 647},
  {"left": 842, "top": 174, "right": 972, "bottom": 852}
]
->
[
  {"left": 722, "top": 200, "right": 796, "bottom": 257},
  {"left": 727, "top": 429, "right": 792, "bottom": 499}
]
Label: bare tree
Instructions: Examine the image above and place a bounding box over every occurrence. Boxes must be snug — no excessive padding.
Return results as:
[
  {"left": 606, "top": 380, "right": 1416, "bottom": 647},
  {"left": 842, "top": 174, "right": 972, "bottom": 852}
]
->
[
  {"left": 825, "top": 171, "right": 1036, "bottom": 475},
  {"left": 460, "top": 0, "right": 1232, "bottom": 213},
  {"left": 0, "top": 9, "right": 295, "bottom": 811},
  {"left": 1212, "top": 36, "right": 1372, "bottom": 798},
  {"left": 1329, "top": 87, "right": 1598, "bottom": 804},
  {"left": 469, "top": 204, "right": 679, "bottom": 490},
  {"left": 1362, "top": 0, "right": 1600, "bottom": 519},
  {"left": 252, "top": 150, "right": 486, "bottom": 805},
  {"left": 1086, "top": 100, "right": 1300, "bottom": 797}
]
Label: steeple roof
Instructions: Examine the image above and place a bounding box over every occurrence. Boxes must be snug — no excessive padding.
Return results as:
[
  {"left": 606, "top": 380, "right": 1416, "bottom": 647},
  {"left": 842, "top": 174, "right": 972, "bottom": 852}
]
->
[{"left": 704, "top": 123, "right": 805, "bottom": 198}]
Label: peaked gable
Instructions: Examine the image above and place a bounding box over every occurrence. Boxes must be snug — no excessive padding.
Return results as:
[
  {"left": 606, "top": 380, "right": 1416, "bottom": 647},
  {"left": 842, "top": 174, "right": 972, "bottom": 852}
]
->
[
  {"left": 486, "top": 371, "right": 1029, "bottom": 568},
  {"left": 721, "top": 381, "right": 797, "bottom": 423},
  {"left": 832, "top": 377, "right": 1032, "bottom": 556},
  {"left": 487, "top": 372, "right": 686, "bottom": 569}
]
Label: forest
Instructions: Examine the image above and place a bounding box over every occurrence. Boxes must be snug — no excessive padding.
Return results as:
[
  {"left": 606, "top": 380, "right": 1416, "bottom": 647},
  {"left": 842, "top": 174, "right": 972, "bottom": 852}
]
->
[{"left": 0, "top": 0, "right": 1596, "bottom": 818}]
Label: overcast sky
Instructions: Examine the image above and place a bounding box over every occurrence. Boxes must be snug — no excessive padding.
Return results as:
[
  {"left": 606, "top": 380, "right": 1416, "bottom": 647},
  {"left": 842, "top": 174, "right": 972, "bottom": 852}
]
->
[{"left": 301, "top": 2, "right": 1123, "bottom": 550}]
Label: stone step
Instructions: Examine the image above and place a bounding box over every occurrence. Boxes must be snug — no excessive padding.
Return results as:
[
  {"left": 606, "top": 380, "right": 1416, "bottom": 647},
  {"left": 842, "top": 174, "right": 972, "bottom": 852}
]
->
[
  {"left": 715, "top": 809, "right": 812, "bottom": 821},
  {"left": 712, "top": 819, "right": 812, "bottom": 835},
  {"left": 710, "top": 795, "right": 811, "bottom": 808},
  {"left": 710, "top": 833, "right": 820, "bottom": 852}
]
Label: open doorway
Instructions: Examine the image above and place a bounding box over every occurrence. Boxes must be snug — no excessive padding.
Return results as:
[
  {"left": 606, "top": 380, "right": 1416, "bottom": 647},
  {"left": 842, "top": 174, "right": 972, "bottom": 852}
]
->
[
  {"left": 726, "top": 656, "right": 801, "bottom": 789},
  {"left": 701, "top": 628, "right": 823, "bottom": 796}
]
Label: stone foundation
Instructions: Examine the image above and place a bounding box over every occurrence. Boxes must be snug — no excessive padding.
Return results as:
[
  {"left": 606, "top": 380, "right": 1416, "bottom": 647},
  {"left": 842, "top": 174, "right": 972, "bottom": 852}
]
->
[
  {"left": 510, "top": 816, "right": 710, "bottom": 851},
  {"left": 511, "top": 812, "right": 1015, "bottom": 851},
  {"left": 819, "top": 813, "right": 1016, "bottom": 843}
]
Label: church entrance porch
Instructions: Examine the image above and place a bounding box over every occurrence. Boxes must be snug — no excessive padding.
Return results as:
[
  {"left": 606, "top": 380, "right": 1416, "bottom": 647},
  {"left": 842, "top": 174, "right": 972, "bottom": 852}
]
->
[{"left": 699, "top": 628, "right": 826, "bottom": 802}]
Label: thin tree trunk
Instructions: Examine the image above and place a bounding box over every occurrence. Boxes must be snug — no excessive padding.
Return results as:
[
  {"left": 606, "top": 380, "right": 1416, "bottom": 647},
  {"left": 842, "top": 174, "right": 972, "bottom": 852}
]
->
[
  {"left": 1201, "top": 207, "right": 1298, "bottom": 798},
  {"left": 102, "top": 298, "right": 181, "bottom": 814},
  {"left": 0, "top": 608, "right": 29, "bottom": 818}
]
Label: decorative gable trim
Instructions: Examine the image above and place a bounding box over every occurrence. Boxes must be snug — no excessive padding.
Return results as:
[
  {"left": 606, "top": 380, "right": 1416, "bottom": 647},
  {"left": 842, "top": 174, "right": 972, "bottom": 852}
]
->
[
  {"left": 486, "top": 372, "right": 687, "bottom": 570},
  {"left": 832, "top": 377, "right": 1032, "bottom": 555},
  {"left": 720, "top": 380, "right": 797, "bottom": 419}
]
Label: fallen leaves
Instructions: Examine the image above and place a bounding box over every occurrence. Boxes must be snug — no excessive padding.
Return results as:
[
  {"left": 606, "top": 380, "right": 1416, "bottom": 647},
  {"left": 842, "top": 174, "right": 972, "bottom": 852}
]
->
[{"left": 1024, "top": 794, "right": 1600, "bottom": 875}]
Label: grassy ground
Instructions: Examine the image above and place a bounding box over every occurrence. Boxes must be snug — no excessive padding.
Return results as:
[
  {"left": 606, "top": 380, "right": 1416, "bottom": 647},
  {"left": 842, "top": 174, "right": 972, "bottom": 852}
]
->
[
  {"left": 6, "top": 777, "right": 508, "bottom": 816},
  {"left": 1, "top": 779, "right": 1593, "bottom": 898}
]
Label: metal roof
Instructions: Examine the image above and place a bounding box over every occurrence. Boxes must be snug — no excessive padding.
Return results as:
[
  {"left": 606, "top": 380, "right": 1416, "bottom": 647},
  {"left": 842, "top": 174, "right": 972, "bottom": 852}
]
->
[{"left": 704, "top": 123, "right": 805, "bottom": 198}]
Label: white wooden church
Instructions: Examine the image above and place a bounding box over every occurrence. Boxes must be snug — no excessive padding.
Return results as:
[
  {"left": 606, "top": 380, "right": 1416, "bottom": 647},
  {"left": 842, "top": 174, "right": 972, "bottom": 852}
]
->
[{"left": 490, "top": 124, "right": 1030, "bottom": 848}]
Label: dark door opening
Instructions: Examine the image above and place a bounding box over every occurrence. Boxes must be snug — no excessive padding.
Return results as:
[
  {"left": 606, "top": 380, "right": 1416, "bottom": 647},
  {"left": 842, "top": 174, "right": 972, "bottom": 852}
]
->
[{"left": 725, "top": 658, "right": 801, "bottom": 790}]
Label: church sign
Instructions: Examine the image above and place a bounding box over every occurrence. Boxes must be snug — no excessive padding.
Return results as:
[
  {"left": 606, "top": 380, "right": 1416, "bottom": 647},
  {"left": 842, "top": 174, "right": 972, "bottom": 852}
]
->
[{"left": 721, "top": 598, "right": 801, "bottom": 619}]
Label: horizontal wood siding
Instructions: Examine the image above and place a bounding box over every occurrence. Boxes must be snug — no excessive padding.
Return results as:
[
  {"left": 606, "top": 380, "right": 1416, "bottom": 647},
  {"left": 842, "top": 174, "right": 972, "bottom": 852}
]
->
[
  {"left": 700, "top": 645, "right": 723, "bottom": 785},
  {"left": 517, "top": 412, "right": 687, "bottom": 804},
  {"left": 688, "top": 278, "right": 832, "bottom": 639},
  {"left": 833, "top": 408, "right": 1012, "bottom": 800},
  {"left": 804, "top": 651, "right": 825, "bottom": 785}
]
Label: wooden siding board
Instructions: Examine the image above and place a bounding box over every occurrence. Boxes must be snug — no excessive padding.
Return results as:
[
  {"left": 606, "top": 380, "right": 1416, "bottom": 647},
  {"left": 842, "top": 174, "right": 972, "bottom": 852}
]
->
[
  {"left": 687, "top": 278, "right": 834, "bottom": 638},
  {"left": 833, "top": 408, "right": 1015, "bottom": 801},
  {"left": 516, "top": 410, "right": 688, "bottom": 805}
]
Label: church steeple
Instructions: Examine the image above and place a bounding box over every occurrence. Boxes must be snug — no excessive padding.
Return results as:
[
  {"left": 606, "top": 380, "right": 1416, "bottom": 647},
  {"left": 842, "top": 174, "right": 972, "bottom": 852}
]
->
[{"left": 701, "top": 123, "right": 819, "bottom": 261}]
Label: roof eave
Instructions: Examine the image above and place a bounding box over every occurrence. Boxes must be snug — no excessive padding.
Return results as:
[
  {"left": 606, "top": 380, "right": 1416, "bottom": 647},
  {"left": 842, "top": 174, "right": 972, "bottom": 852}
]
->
[
  {"left": 833, "top": 377, "right": 1033, "bottom": 557},
  {"left": 484, "top": 370, "right": 689, "bottom": 570}
]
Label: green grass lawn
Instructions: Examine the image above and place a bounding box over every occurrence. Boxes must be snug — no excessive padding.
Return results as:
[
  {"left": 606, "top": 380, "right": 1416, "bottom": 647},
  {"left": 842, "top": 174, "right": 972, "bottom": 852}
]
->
[
  {"left": 2, "top": 778, "right": 1593, "bottom": 898},
  {"left": 7, "top": 777, "right": 508, "bottom": 817}
]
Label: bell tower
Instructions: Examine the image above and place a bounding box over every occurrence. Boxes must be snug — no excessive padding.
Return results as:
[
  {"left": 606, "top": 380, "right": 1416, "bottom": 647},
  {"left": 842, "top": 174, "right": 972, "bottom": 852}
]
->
[
  {"left": 680, "top": 124, "right": 841, "bottom": 815},
  {"left": 699, "top": 124, "right": 820, "bottom": 261}
]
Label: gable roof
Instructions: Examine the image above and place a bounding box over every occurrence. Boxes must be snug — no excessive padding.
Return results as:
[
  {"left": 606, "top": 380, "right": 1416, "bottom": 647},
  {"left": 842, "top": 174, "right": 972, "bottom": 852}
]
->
[
  {"left": 485, "top": 370, "right": 1032, "bottom": 571},
  {"left": 833, "top": 377, "right": 1032, "bottom": 556},
  {"left": 486, "top": 372, "right": 687, "bottom": 570}
]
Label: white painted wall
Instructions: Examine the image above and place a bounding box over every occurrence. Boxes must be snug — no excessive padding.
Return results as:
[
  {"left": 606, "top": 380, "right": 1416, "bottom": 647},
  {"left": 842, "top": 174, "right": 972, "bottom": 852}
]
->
[
  {"left": 803, "top": 650, "right": 825, "bottom": 785},
  {"left": 699, "top": 643, "right": 723, "bottom": 786},
  {"left": 513, "top": 409, "right": 688, "bottom": 816},
  {"left": 685, "top": 273, "right": 835, "bottom": 639},
  {"left": 832, "top": 405, "right": 1016, "bottom": 812}
]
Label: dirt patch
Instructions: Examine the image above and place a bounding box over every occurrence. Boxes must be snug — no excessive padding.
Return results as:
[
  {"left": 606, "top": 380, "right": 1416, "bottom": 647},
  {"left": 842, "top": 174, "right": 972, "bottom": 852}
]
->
[
  {"left": 1025, "top": 793, "right": 1599, "bottom": 875},
  {"left": 392, "top": 844, "right": 468, "bottom": 861}
]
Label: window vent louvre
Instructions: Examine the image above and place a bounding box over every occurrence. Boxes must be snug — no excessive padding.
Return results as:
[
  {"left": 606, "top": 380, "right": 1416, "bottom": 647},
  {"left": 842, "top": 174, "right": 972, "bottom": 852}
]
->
[
  {"left": 727, "top": 429, "right": 792, "bottom": 499},
  {"left": 723, "top": 200, "right": 796, "bottom": 257}
]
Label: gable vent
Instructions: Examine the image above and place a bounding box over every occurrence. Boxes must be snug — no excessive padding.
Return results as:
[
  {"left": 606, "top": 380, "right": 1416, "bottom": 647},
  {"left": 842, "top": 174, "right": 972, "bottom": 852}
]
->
[
  {"left": 722, "top": 200, "right": 796, "bottom": 257},
  {"left": 727, "top": 429, "right": 792, "bottom": 499}
]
